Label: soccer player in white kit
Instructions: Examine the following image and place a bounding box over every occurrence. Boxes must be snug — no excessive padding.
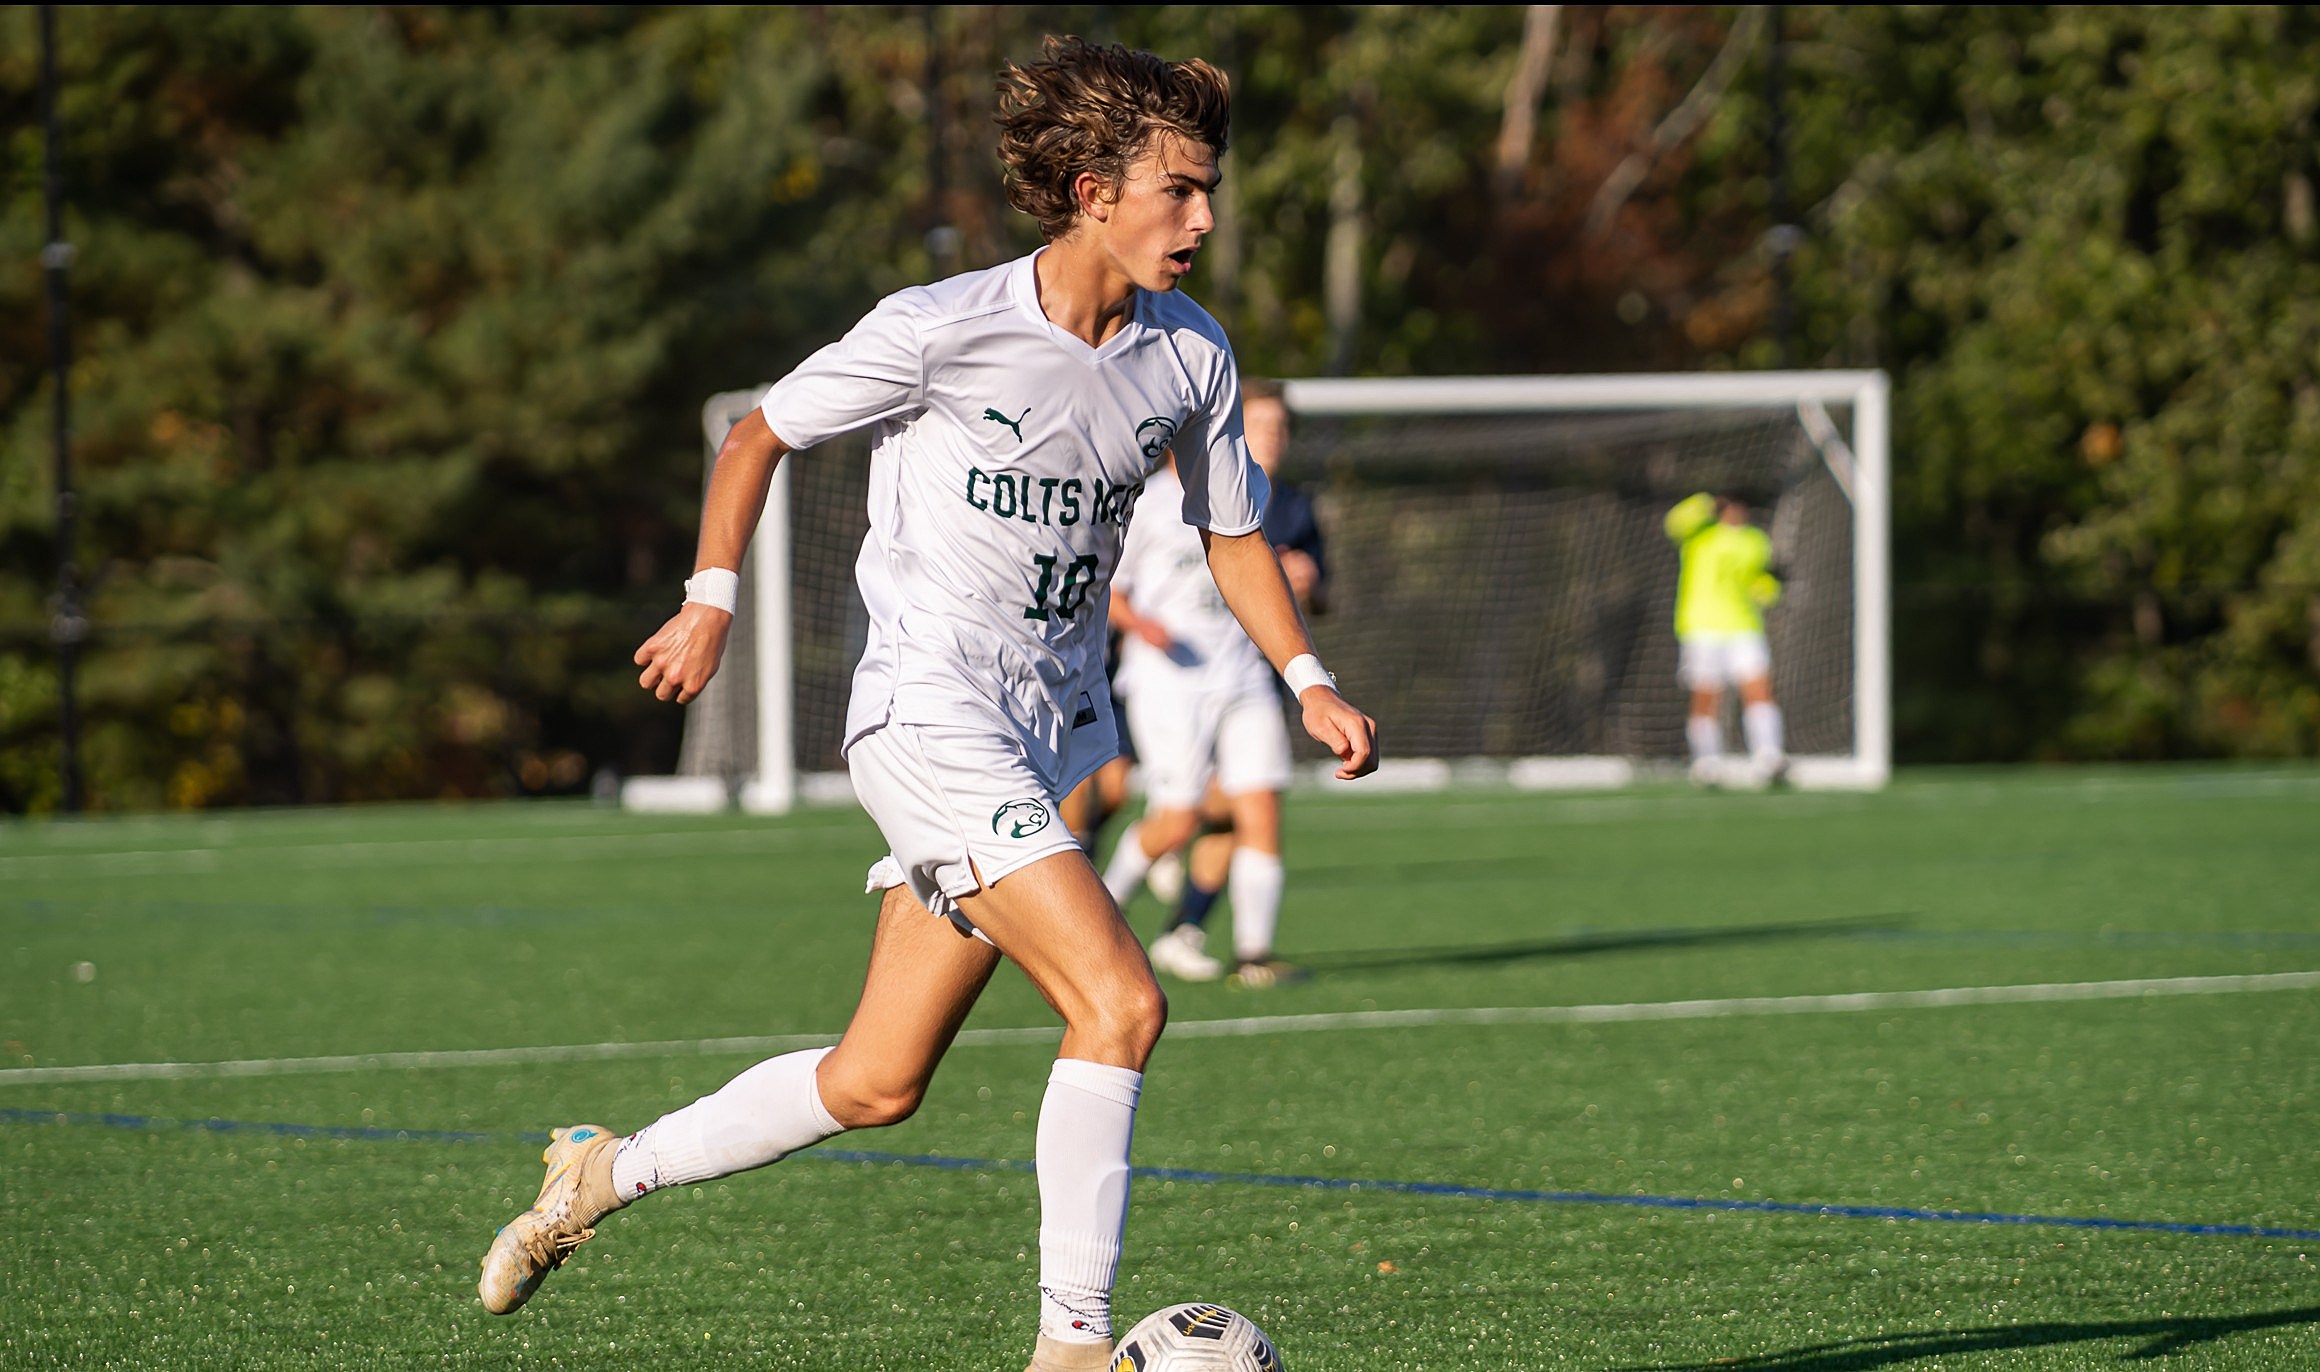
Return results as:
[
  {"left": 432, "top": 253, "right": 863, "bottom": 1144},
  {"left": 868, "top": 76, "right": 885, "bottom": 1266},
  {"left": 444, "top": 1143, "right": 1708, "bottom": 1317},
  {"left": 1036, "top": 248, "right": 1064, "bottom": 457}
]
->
[
  {"left": 474, "top": 37, "right": 1378, "bottom": 1372},
  {"left": 1101, "top": 444, "right": 1298, "bottom": 984}
]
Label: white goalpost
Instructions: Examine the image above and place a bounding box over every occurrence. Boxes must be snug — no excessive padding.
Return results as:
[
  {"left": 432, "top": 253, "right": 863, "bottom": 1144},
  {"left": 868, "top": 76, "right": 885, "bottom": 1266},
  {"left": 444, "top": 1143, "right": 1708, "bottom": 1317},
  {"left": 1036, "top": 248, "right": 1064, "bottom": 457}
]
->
[{"left": 621, "top": 370, "right": 1890, "bottom": 814}]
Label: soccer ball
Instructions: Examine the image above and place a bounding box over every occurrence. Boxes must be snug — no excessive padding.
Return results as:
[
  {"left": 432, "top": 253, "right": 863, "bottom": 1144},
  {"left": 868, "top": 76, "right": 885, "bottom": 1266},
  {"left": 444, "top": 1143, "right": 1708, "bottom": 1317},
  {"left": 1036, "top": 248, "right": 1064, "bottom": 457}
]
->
[{"left": 1110, "top": 1303, "right": 1282, "bottom": 1370}]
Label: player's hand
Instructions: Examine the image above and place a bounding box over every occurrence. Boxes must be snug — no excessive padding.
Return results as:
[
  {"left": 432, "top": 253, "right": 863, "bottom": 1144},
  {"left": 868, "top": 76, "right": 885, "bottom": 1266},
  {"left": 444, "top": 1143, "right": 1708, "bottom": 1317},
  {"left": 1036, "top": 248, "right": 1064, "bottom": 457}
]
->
[
  {"left": 1277, "top": 548, "right": 1320, "bottom": 607},
  {"left": 1132, "top": 619, "right": 1174, "bottom": 651},
  {"left": 634, "top": 604, "right": 732, "bottom": 704},
  {"left": 1299, "top": 687, "right": 1378, "bottom": 781}
]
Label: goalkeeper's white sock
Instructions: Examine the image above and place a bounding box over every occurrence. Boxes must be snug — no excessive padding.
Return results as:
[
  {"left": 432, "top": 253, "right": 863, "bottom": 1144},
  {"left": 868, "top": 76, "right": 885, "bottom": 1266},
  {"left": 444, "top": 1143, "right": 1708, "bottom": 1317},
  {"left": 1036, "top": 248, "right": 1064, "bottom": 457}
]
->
[
  {"left": 1686, "top": 715, "right": 1724, "bottom": 761},
  {"left": 1101, "top": 821, "right": 1156, "bottom": 906},
  {"left": 1036, "top": 1058, "right": 1142, "bottom": 1344},
  {"left": 1228, "top": 847, "right": 1284, "bottom": 963},
  {"left": 609, "top": 1047, "right": 843, "bottom": 1200},
  {"left": 1744, "top": 702, "right": 1785, "bottom": 766}
]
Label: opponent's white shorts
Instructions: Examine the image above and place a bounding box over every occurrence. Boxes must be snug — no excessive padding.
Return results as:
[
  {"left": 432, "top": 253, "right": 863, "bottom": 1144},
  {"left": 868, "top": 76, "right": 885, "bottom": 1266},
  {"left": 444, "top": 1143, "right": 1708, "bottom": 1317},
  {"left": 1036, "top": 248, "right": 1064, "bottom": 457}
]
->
[
  {"left": 1125, "top": 680, "right": 1293, "bottom": 810},
  {"left": 1678, "top": 631, "right": 1772, "bottom": 689},
  {"left": 849, "top": 722, "right": 1086, "bottom": 942}
]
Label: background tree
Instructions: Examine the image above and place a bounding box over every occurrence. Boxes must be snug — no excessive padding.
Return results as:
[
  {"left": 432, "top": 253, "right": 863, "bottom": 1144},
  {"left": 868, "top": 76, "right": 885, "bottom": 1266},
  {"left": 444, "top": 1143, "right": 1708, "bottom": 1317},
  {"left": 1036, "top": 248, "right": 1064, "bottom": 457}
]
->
[{"left": 3, "top": 6, "right": 2315, "bottom": 812}]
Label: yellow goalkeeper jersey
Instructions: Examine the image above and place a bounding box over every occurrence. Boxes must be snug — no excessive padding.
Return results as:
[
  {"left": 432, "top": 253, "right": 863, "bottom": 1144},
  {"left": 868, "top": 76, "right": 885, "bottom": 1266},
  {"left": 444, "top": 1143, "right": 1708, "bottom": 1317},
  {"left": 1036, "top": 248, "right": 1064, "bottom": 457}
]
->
[{"left": 1664, "top": 493, "right": 1781, "bottom": 635}]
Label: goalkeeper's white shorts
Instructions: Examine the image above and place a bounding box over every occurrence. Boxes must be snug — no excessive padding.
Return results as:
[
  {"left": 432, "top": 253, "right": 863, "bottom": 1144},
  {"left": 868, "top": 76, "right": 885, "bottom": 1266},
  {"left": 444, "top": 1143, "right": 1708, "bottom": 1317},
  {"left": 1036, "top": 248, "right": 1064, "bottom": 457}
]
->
[
  {"left": 1678, "top": 631, "right": 1772, "bottom": 688},
  {"left": 1125, "top": 675, "right": 1293, "bottom": 810},
  {"left": 849, "top": 721, "right": 1092, "bottom": 942}
]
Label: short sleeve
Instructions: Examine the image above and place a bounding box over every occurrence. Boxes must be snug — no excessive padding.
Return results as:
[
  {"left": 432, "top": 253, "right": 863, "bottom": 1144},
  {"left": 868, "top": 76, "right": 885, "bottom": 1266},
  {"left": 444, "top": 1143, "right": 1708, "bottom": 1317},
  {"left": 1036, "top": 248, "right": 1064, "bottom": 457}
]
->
[
  {"left": 1174, "top": 360, "right": 1267, "bottom": 536},
  {"left": 759, "top": 292, "right": 928, "bottom": 450}
]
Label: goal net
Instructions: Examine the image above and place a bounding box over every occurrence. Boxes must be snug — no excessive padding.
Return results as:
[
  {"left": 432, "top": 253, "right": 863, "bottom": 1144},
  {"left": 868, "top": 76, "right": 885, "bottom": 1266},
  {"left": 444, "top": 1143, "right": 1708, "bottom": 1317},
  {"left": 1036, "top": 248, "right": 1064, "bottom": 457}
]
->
[{"left": 621, "top": 371, "right": 1888, "bottom": 813}]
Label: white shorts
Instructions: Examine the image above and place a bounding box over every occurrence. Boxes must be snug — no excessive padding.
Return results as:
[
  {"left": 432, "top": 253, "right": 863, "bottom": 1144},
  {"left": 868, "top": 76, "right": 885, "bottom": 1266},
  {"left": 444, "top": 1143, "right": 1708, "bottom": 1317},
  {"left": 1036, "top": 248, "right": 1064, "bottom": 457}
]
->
[
  {"left": 849, "top": 722, "right": 1087, "bottom": 941},
  {"left": 1678, "top": 631, "right": 1772, "bottom": 689},
  {"left": 1125, "top": 679, "right": 1294, "bottom": 810}
]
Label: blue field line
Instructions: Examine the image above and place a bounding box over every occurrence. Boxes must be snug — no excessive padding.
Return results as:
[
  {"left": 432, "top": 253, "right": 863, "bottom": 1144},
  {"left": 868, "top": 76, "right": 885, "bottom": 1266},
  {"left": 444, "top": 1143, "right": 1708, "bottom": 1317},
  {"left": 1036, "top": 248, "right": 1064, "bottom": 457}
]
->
[{"left": 9, "top": 1107, "right": 2316, "bottom": 1243}]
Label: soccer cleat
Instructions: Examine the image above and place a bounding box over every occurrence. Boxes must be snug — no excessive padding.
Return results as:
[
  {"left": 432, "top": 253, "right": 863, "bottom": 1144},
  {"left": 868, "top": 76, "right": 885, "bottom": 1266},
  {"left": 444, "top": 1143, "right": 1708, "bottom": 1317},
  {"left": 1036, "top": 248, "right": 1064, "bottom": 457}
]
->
[
  {"left": 1148, "top": 924, "right": 1223, "bottom": 982},
  {"left": 1024, "top": 1334, "right": 1116, "bottom": 1372},
  {"left": 1145, "top": 851, "right": 1185, "bottom": 903},
  {"left": 1229, "top": 958, "right": 1308, "bottom": 990},
  {"left": 478, "top": 1123, "right": 626, "bottom": 1314}
]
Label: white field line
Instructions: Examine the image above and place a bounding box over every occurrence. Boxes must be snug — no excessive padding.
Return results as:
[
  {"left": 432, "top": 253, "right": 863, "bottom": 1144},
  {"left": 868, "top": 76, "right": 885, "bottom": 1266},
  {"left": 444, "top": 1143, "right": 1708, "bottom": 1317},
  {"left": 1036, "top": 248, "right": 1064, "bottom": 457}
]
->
[
  {"left": 0, "top": 823, "right": 861, "bottom": 880},
  {"left": 5, "top": 970, "right": 2317, "bottom": 1089}
]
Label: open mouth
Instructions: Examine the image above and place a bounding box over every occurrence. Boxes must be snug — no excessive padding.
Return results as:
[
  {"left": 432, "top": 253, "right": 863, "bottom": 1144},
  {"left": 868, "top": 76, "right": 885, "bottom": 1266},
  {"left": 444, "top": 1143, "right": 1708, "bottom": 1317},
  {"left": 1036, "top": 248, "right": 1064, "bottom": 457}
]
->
[{"left": 1167, "top": 248, "right": 1197, "bottom": 269}]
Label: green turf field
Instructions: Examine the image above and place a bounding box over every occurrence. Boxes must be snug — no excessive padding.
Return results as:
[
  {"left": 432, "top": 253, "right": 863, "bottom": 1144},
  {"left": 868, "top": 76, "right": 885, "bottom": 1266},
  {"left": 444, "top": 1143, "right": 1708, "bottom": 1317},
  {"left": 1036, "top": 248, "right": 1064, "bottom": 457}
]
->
[{"left": 4, "top": 767, "right": 2317, "bottom": 1369}]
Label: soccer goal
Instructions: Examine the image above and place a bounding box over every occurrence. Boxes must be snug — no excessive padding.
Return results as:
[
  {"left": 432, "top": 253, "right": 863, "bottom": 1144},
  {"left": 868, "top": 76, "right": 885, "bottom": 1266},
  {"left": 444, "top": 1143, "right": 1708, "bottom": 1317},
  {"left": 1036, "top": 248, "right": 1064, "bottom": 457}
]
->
[{"left": 620, "top": 370, "right": 1888, "bottom": 814}]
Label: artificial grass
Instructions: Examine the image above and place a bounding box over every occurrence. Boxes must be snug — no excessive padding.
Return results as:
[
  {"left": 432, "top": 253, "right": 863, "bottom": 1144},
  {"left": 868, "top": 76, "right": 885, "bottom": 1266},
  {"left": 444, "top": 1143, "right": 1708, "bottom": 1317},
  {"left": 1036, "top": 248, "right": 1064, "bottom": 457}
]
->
[{"left": 4, "top": 766, "right": 2317, "bottom": 1367}]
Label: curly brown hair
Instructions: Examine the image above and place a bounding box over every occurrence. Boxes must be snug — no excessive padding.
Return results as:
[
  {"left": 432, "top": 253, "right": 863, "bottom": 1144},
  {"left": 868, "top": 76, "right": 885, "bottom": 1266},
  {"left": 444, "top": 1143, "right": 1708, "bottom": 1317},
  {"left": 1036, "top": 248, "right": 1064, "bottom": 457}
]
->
[{"left": 994, "top": 36, "right": 1232, "bottom": 243}]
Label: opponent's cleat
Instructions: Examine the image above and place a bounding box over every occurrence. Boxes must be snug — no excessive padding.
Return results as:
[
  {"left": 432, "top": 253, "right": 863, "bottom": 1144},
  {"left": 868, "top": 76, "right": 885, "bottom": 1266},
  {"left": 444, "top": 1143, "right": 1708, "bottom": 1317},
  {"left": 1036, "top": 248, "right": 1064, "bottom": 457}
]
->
[
  {"left": 1148, "top": 924, "right": 1223, "bottom": 982},
  {"left": 478, "top": 1123, "right": 625, "bottom": 1314},
  {"left": 1144, "top": 851, "right": 1185, "bottom": 903},
  {"left": 1229, "top": 958, "right": 1308, "bottom": 990},
  {"left": 1024, "top": 1333, "right": 1116, "bottom": 1372}
]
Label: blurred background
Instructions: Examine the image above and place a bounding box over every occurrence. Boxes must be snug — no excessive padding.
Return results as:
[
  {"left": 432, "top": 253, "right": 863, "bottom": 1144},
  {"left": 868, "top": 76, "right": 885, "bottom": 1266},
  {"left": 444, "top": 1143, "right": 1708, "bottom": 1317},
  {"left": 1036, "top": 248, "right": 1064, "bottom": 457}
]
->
[{"left": 2, "top": 5, "right": 2316, "bottom": 814}]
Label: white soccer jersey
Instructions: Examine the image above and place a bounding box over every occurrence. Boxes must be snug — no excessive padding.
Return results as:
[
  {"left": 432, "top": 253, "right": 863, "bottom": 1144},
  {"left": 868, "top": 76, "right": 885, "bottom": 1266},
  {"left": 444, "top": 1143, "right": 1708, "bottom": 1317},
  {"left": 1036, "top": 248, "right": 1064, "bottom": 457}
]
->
[
  {"left": 1112, "top": 464, "right": 1275, "bottom": 702},
  {"left": 760, "top": 249, "right": 1266, "bottom": 792}
]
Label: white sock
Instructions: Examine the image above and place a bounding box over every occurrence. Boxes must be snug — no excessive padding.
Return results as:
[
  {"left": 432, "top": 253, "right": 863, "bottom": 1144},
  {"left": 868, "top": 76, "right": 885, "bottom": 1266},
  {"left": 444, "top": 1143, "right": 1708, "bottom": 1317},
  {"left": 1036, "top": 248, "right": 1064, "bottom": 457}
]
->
[
  {"left": 1101, "top": 821, "right": 1155, "bottom": 906},
  {"left": 1036, "top": 1058, "right": 1142, "bottom": 1345},
  {"left": 1743, "top": 702, "right": 1785, "bottom": 765},
  {"left": 608, "top": 1047, "right": 844, "bottom": 1201},
  {"left": 1686, "top": 715, "right": 1724, "bottom": 761},
  {"left": 1227, "top": 848, "right": 1284, "bottom": 963}
]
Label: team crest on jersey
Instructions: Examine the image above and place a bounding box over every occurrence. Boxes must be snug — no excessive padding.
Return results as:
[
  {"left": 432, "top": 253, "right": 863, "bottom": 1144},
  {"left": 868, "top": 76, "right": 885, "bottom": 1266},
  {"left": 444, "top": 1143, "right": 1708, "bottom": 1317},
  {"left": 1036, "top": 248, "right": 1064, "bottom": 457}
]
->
[
  {"left": 991, "top": 798, "right": 1052, "bottom": 839},
  {"left": 1136, "top": 415, "right": 1179, "bottom": 461}
]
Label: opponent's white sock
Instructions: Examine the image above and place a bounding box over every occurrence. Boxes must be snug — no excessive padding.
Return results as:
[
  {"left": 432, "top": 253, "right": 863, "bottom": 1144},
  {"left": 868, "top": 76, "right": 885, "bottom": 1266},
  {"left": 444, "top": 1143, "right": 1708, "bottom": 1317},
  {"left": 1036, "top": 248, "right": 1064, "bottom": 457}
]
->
[
  {"left": 1036, "top": 1058, "right": 1142, "bottom": 1345},
  {"left": 1227, "top": 848, "right": 1284, "bottom": 964},
  {"left": 1686, "top": 715, "right": 1724, "bottom": 761},
  {"left": 1101, "top": 821, "right": 1155, "bottom": 906},
  {"left": 1743, "top": 702, "right": 1785, "bottom": 766},
  {"left": 609, "top": 1047, "right": 843, "bottom": 1201}
]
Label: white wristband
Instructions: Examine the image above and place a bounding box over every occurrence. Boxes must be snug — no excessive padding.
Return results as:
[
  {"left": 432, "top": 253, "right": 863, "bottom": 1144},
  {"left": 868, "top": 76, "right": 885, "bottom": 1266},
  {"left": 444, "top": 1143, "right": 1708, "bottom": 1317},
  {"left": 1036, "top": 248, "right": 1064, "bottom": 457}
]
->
[
  {"left": 683, "top": 567, "right": 741, "bottom": 614},
  {"left": 1283, "top": 653, "right": 1336, "bottom": 697}
]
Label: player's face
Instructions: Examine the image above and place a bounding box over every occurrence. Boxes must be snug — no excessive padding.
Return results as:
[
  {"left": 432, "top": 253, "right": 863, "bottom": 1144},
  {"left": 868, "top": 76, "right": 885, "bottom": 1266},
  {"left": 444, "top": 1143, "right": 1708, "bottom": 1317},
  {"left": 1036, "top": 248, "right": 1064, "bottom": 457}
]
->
[
  {"left": 1094, "top": 134, "right": 1219, "bottom": 294},
  {"left": 1243, "top": 395, "right": 1289, "bottom": 476}
]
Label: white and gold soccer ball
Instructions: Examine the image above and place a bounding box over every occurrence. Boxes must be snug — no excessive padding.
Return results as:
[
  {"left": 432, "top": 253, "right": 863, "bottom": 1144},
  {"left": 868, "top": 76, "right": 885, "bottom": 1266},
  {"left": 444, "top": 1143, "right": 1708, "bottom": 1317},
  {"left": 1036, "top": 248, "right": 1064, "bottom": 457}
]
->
[{"left": 1110, "top": 1303, "right": 1282, "bottom": 1371}]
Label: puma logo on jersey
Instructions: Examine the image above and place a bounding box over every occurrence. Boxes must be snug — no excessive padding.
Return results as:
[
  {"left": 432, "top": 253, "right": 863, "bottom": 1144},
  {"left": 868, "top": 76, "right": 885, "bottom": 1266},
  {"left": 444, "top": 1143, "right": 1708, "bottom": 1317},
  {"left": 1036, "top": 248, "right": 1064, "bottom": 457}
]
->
[{"left": 983, "top": 406, "right": 1030, "bottom": 442}]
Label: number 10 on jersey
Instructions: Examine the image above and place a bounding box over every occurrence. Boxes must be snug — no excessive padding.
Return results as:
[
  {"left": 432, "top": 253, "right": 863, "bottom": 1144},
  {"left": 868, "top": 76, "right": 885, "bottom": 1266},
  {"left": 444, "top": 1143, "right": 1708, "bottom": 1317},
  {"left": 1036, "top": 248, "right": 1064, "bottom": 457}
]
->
[{"left": 1025, "top": 554, "right": 1100, "bottom": 621}]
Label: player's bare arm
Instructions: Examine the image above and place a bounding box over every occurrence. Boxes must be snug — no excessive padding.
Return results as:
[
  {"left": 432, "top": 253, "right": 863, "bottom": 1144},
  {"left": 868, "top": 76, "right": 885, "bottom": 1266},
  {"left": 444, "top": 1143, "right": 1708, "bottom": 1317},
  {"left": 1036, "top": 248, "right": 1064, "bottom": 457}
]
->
[
  {"left": 1202, "top": 527, "right": 1378, "bottom": 779},
  {"left": 633, "top": 409, "right": 792, "bottom": 704}
]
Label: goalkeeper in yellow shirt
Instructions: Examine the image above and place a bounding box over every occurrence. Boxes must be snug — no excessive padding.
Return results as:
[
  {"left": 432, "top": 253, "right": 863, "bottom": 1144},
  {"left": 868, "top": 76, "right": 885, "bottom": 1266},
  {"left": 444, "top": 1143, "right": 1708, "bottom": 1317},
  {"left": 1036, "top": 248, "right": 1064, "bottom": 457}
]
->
[{"left": 1665, "top": 492, "right": 1785, "bottom": 786}]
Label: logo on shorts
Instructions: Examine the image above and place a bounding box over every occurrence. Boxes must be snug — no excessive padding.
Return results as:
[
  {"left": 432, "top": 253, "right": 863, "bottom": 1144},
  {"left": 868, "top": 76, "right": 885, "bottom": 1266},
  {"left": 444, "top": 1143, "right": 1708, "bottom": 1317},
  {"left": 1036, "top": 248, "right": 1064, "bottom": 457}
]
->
[
  {"left": 1136, "top": 415, "right": 1178, "bottom": 461},
  {"left": 991, "top": 798, "right": 1052, "bottom": 839}
]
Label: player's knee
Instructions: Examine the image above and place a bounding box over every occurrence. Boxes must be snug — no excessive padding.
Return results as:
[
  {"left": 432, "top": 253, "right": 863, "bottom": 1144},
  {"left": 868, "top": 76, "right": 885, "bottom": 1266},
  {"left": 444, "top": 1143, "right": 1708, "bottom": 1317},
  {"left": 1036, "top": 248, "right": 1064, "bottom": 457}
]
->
[
  {"left": 1115, "top": 975, "right": 1171, "bottom": 1057},
  {"left": 818, "top": 1064, "right": 928, "bottom": 1129}
]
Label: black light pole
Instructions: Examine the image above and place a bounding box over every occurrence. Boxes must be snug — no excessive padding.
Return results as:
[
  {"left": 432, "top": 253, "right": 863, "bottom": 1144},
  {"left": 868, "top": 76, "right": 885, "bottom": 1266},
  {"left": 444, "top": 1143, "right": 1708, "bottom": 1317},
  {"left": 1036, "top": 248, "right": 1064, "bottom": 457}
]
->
[
  {"left": 1765, "top": 4, "right": 1797, "bottom": 369},
  {"left": 40, "top": 5, "right": 86, "bottom": 812}
]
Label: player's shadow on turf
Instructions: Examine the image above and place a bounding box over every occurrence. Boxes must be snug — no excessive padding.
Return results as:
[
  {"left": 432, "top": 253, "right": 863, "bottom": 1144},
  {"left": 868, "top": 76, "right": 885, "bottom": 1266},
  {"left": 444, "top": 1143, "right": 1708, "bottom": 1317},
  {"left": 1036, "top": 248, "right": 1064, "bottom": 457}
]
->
[
  {"left": 1295, "top": 915, "right": 1907, "bottom": 974},
  {"left": 1618, "top": 1304, "right": 2320, "bottom": 1369}
]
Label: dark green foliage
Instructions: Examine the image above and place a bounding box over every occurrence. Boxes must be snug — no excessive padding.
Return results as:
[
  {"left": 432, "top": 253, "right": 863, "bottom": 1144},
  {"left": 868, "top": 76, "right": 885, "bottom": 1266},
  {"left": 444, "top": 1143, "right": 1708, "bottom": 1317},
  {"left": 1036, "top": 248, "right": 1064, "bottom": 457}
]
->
[{"left": 3, "top": 7, "right": 2318, "bottom": 811}]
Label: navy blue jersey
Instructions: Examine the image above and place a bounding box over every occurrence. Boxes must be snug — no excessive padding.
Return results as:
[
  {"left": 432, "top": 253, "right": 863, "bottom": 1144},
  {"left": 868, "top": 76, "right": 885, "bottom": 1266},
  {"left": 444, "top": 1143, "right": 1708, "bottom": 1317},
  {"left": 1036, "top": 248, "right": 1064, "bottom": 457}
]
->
[{"left": 1263, "top": 481, "right": 1327, "bottom": 588}]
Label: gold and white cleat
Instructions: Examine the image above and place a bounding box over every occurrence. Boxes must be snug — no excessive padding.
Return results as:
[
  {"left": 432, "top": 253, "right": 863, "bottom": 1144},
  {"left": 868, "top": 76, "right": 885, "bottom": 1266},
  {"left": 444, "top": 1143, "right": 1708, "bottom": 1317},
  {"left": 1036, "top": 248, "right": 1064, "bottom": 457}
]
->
[
  {"left": 477, "top": 1123, "right": 625, "bottom": 1314},
  {"left": 1024, "top": 1333, "right": 1116, "bottom": 1372}
]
